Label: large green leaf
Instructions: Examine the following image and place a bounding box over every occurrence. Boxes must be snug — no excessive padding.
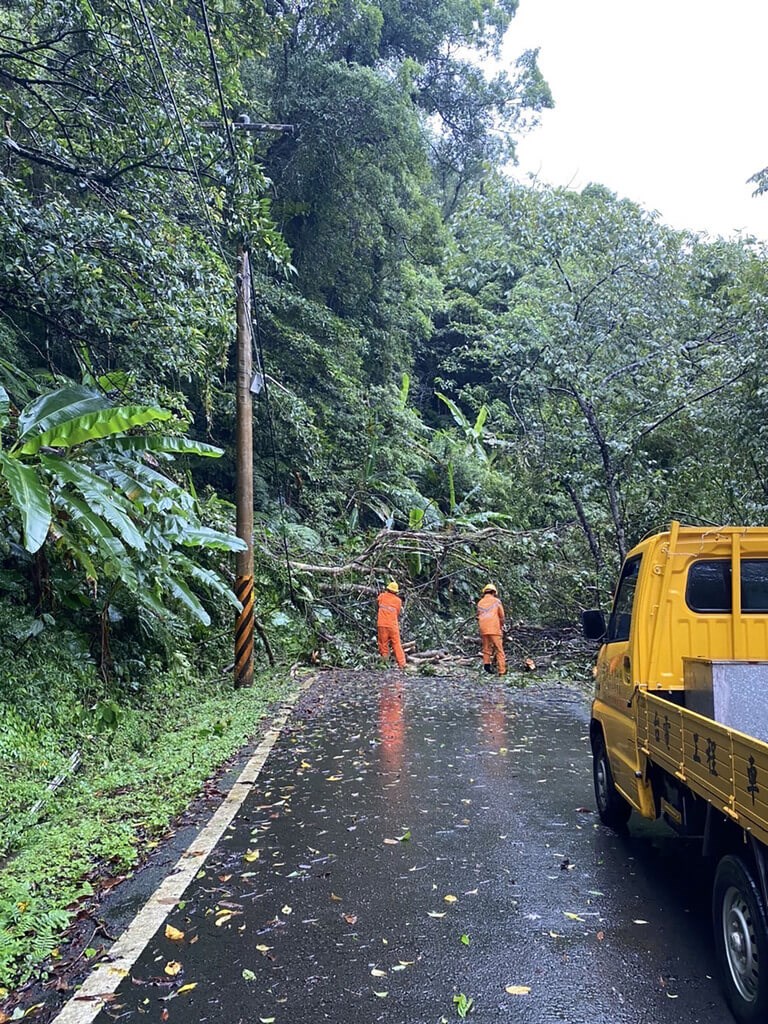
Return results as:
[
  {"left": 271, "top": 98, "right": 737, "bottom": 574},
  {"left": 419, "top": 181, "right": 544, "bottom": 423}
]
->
[
  {"left": 109, "top": 457, "right": 195, "bottom": 512},
  {"left": 0, "top": 385, "right": 9, "bottom": 430},
  {"left": 104, "top": 435, "right": 224, "bottom": 458},
  {"left": 173, "top": 554, "right": 242, "bottom": 611},
  {"left": 41, "top": 456, "right": 147, "bottom": 551},
  {"left": 18, "top": 406, "right": 171, "bottom": 454},
  {"left": 0, "top": 452, "right": 51, "bottom": 553},
  {"left": 168, "top": 575, "right": 211, "bottom": 626},
  {"left": 54, "top": 492, "right": 127, "bottom": 563},
  {"left": 165, "top": 519, "right": 246, "bottom": 552},
  {"left": 17, "top": 385, "right": 113, "bottom": 440}
]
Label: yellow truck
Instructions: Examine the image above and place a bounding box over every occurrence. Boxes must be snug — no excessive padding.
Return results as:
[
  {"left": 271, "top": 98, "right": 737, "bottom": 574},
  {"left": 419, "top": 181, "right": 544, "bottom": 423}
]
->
[{"left": 583, "top": 522, "right": 768, "bottom": 1023}]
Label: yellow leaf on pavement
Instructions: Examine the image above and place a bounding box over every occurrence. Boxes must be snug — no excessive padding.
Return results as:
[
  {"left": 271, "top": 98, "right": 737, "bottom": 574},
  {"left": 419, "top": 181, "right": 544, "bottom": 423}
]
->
[
  {"left": 164, "top": 961, "right": 182, "bottom": 977},
  {"left": 165, "top": 925, "right": 185, "bottom": 942},
  {"left": 244, "top": 850, "right": 260, "bottom": 862},
  {"left": 505, "top": 985, "right": 531, "bottom": 995},
  {"left": 443, "top": 895, "right": 458, "bottom": 904},
  {"left": 564, "top": 912, "right": 584, "bottom": 921},
  {"left": 177, "top": 983, "right": 197, "bottom": 994}
]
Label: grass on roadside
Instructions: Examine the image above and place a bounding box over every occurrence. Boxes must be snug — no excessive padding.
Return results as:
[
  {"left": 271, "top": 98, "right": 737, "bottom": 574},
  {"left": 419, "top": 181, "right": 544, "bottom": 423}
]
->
[{"left": 0, "top": 616, "right": 294, "bottom": 993}]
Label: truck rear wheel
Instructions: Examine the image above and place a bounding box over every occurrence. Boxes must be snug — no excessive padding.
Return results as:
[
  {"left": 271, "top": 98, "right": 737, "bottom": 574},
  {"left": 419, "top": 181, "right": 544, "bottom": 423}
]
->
[
  {"left": 592, "top": 735, "right": 631, "bottom": 829},
  {"left": 713, "top": 855, "right": 768, "bottom": 1023}
]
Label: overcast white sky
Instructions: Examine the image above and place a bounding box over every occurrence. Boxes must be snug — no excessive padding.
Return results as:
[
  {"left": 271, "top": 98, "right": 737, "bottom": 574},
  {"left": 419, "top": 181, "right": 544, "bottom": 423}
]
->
[{"left": 502, "top": 0, "right": 768, "bottom": 239}]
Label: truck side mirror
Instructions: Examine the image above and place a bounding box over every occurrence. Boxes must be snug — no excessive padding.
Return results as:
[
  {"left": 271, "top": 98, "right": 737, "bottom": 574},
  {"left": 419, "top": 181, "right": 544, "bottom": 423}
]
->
[{"left": 582, "top": 609, "right": 606, "bottom": 641}]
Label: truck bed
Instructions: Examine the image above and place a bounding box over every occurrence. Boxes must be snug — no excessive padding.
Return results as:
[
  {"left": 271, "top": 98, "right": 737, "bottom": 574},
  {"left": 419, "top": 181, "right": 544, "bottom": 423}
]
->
[{"left": 639, "top": 689, "right": 768, "bottom": 845}]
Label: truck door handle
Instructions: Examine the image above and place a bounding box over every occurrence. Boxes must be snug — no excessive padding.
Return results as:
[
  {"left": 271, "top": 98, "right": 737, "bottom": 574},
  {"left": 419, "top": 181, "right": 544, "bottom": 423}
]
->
[{"left": 623, "top": 656, "right": 631, "bottom": 671}]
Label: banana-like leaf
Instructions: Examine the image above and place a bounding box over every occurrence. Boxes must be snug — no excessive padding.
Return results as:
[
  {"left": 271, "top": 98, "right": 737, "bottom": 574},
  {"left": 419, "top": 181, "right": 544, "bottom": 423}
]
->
[
  {"left": 0, "top": 452, "right": 51, "bottom": 553},
  {"left": 173, "top": 553, "right": 242, "bottom": 611},
  {"left": 54, "top": 492, "right": 127, "bottom": 561},
  {"left": 116, "top": 457, "right": 195, "bottom": 512},
  {"left": 166, "top": 519, "right": 246, "bottom": 552},
  {"left": 0, "top": 385, "right": 9, "bottom": 430},
  {"left": 168, "top": 575, "right": 211, "bottom": 626},
  {"left": 41, "top": 456, "right": 147, "bottom": 551},
  {"left": 17, "top": 385, "right": 113, "bottom": 440},
  {"left": 94, "top": 463, "right": 154, "bottom": 507},
  {"left": 104, "top": 435, "right": 224, "bottom": 458},
  {"left": 435, "top": 391, "right": 470, "bottom": 431},
  {"left": 138, "top": 587, "right": 169, "bottom": 618},
  {"left": 19, "top": 406, "right": 171, "bottom": 454}
]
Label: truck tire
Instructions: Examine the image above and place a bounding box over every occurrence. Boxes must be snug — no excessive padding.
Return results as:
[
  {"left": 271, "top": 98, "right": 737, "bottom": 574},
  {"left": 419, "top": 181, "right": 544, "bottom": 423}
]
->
[
  {"left": 592, "top": 735, "right": 631, "bottom": 829},
  {"left": 713, "top": 854, "right": 768, "bottom": 1023}
]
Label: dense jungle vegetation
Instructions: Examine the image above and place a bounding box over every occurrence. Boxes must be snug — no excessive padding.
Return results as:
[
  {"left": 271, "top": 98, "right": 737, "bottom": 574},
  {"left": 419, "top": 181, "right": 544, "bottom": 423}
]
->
[{"left": 2, "top": 0, "right": 768, "bottom": 993}]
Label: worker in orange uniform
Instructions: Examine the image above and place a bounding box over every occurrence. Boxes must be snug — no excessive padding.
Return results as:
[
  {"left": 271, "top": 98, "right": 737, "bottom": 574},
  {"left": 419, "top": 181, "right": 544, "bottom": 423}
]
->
[
  {"left": 377, "top": 580, "right": 406, "bottom": 670},
  {"left": 477, "top": 583, "right": 506, "bottom": 675}
]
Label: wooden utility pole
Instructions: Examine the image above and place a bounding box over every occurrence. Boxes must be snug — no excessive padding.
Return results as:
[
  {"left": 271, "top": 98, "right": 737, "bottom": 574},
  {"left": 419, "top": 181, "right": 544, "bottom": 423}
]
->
[{"left": 234, "top": 248, "right": 254, "bottom": 687}]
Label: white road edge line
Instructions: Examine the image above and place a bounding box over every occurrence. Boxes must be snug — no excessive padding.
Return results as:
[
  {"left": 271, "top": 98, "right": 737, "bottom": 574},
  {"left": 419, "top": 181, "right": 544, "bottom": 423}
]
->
[{"left": 51, "top": 676, "right": 315, "bottom": 1024}]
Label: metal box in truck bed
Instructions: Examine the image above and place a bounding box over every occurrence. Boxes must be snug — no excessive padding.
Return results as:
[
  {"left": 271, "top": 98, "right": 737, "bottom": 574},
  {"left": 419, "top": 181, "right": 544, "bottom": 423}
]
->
[{"left": 683, "top": 657, "right": 768, "bottom": 743}]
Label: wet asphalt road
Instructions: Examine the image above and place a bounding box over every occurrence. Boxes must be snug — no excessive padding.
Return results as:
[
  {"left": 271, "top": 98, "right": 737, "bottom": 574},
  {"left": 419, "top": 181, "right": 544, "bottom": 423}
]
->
[{"left": 89, "top": 671, "right": 732, "bottom": 1024}]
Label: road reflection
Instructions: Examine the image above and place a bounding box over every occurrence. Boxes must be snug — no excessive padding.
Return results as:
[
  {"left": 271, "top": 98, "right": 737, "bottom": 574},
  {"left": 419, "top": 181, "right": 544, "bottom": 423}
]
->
[{"left": 379, "top": 679, "right": 405, "bottom": 772}]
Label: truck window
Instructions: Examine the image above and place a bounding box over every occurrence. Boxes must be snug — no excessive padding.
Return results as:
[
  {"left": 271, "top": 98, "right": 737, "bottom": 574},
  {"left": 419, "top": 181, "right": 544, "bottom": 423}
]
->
[
  {"left": 686, "top": 558, "right": 768, "bottom": 612},
  {"left": 606, "top": 555, "right": 641, "bottom": 642}
]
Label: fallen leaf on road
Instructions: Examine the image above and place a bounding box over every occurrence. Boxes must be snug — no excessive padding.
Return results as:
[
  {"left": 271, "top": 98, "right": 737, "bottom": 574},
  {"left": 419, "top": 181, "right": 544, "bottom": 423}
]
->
[
  {"left": 443, "top": 895, "right": 457, "bottom": 903},
  {"left": 343, "top": 914, "right": 358, "bottom": 925},
  {"left": 427, "top": 911, "right": 446, "bottom": 918},
  {"left": 505, "top": 985, "right": 531, "bottom": 995},
  {"left": 371, "top": 968, "right": 387, "bottom": 977},
  {"left": 383, "top": 838, "right": 399, "bottom": 845},
  {"left": 256, "top": 945, "right": 272, "bottom": 953},
  {"left": 330, "top": 893, "right": 342, "bottom": 901},
  {"left": 564, "top": 912, "right": 584, "bottom": 922},
  {"left": 242, "top": 969, "right": 256, "bottom": 982},
  {"left": 164, "top": 961, "right": 182, "bottom": 977},
  {"left": 177, "top": 983, "right": 197, "bottom": 994},
  {"left": 281, "top": 905, "right": 292, "bottom": 915},
  {"left": 244, "top": 850, "right": 260, "bottom": 862},
  {"left": 165, "top": 925, "right": 185, "bottom": 942},
  {"left": 373, "top": 991, "right": 388, "bottom": 998}
]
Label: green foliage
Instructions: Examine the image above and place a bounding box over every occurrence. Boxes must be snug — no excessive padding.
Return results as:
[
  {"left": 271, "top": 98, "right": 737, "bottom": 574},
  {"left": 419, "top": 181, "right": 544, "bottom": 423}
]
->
[
  {"left": 0, "top": 613, "right": 293, "bottom": 989},
  {"left": 0, "top": 383, "right": 244, "bottom": 633}
]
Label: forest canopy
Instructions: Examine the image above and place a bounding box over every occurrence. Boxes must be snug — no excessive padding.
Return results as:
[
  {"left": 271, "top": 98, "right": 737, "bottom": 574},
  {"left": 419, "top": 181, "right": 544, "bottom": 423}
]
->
[{"left": 1, "top": 0, "right": 767, "bottom": 661}]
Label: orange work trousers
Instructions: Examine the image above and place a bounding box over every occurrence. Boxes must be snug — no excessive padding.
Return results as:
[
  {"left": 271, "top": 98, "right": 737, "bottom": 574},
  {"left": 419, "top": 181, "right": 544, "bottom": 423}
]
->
[
  {"left": 378, "top": 626, "right": 406, "bottom": 669},
  {"left": 481, "top": 634, "right": 506, "bottom": 675}
]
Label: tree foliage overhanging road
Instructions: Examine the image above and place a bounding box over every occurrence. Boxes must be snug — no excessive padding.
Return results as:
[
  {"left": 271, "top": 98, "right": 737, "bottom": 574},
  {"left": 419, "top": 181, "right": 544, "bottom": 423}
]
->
[{"left": 2, "top": 0, "right": 768, "bottom": 994}]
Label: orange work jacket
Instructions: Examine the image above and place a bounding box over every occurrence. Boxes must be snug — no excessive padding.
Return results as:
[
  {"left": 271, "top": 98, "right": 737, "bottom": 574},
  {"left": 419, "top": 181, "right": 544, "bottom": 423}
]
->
[
  {"left": 377, "top": 591, "right": 403, "bottom": 628},
  {"left": 477, "top": 594, "right": 505, "bottom": 635}
]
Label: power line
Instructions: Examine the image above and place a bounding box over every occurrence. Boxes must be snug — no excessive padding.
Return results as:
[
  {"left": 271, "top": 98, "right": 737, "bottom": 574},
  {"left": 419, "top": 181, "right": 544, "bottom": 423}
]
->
[
  {"left": 199, "top": 0, "right": 237, "bottom": 162},
  {"left": 133, "top": 0, "right": 224, "bottom": 257}
]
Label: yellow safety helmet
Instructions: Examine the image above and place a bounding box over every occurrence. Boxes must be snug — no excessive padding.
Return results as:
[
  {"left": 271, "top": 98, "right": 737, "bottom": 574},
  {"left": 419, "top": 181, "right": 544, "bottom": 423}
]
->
[
  {"left": 482, "top": 583, "right": 498, "bottom": 594},
  {"left": 386, "top": 580, "right": 400, "bottom": 593}
]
